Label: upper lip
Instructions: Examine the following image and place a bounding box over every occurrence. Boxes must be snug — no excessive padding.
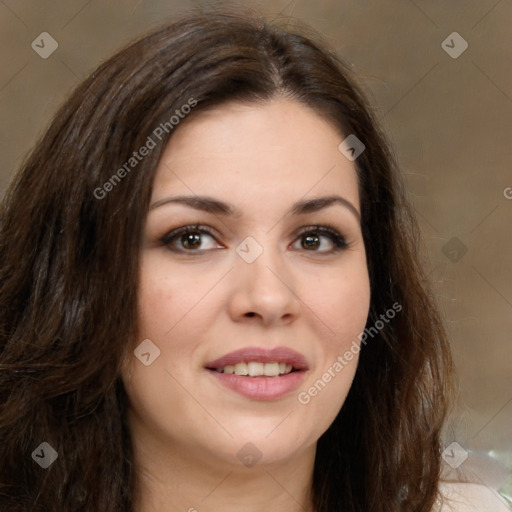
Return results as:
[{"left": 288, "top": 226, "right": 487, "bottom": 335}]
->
[{"left": 205, "top": 346, "right": 309, "bottom": 371}]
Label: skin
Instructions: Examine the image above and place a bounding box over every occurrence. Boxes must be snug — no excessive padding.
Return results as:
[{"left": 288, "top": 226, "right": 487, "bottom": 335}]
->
[{"left": 121, "top": 96, "right": 371, "bottom": 512}]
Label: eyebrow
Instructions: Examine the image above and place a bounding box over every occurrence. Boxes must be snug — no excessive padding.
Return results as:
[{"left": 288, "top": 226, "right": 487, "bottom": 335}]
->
[{"left": 149, "top": 194, "right": 360, "bottom": 221}]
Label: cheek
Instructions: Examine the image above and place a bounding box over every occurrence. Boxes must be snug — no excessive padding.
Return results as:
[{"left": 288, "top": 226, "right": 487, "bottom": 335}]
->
[
  {"left": 136, "top": 258, "right": 215, "bottom": 340},
  {"left": 296, "top": 262, "right": 370, "bottom": 416},
  {"left": 124, "top": 261, "right": 211, "bottom": 441},
  {"left": 306, "top": 262, "right": 371, "bottom": 345}
]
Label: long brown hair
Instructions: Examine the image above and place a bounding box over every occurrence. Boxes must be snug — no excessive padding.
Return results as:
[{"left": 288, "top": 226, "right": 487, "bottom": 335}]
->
[{"left": 0, "top": 7, "right": 454, "bottom": 511}]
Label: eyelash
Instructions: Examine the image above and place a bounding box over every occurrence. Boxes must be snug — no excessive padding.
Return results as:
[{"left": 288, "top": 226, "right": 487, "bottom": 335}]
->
[{"left": 159, "top": 223, "right": 349, "bottom": 255}]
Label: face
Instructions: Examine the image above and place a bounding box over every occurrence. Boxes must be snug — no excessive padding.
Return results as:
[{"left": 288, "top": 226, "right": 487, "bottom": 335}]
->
[{"left": 122, "top": 97, "right": 371, "bottom": 471}]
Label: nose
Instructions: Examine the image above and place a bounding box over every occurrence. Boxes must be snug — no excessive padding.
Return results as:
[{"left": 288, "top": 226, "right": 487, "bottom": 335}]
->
[{"left": 227, "top": 239, "right": 301, "bottom": 327}]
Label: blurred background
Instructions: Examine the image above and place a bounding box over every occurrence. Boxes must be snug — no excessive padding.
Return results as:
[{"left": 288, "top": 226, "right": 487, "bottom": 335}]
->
[{"left": 1, "top": 0, "right": 510, "bottom": 506}]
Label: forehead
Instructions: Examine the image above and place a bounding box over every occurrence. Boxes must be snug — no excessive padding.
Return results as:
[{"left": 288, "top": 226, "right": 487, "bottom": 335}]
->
[{"left": 151, "top": 97, "right": 360, "bottom": 211}]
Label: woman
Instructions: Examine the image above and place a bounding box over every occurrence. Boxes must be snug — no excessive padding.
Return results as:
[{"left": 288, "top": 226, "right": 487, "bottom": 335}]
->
[{"left": 0, "top": 7, "right": 498, "bottom": 512}]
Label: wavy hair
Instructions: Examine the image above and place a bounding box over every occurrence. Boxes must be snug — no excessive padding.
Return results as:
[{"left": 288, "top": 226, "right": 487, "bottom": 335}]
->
[{"left": 0, "top": 7, "right": 454, "bottom": 511}]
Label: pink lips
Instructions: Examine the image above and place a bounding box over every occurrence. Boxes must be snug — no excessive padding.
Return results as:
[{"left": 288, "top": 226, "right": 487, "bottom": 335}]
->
[{"left": 205, "top": 346, "right": 309, "bottom": 401}]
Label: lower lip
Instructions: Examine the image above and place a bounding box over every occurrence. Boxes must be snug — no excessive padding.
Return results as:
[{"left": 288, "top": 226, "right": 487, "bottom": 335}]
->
[{"left": 207, "top": 369, "right": 307, "bottom": 400}]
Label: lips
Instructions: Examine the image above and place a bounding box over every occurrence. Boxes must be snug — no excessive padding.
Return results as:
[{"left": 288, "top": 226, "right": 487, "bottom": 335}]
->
[
  {"left": 204, "top": 346, "right": 309, "bottom": 401},
  {"left": 204, "top": 346, "right": 309, "bottom": 372}
]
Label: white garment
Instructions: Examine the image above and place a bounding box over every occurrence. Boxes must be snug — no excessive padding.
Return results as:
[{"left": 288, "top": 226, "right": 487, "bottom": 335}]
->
[{"left": 437, "top": 481, "right": 511, "bottom": 512}]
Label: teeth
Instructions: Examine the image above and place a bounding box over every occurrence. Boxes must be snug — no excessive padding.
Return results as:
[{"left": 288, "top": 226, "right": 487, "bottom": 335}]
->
[
  {"left": 217, "top": 361, "right": 294, "bottom": 376},
  {"left": 248, "top": 362, "right": 264, "bottom": 376},
  {"left": 234, "top": 363, "right": 248, "bottom": 375}
]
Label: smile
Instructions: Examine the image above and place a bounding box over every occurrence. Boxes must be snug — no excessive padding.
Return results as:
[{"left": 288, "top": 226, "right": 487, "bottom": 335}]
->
[
  {"left": 213, "top": 362, "right": 294, "bottom": 376},
  {"left": 205, "top": 346, "right": 308, "bottom": 400}
]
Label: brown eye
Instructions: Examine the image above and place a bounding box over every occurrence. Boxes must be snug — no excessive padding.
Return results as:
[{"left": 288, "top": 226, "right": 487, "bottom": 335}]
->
[
  {"left": 182, "top": 232, "right": 202, "bottom": 249},
  {"left": 302, "top": 233, "right": 321, "bottom": 250},
  {"left": 160, "top": 225, "right": 223, "bottom": 253},
  {"left": 292, "top": 225, "right": 348, "bottom": 253}
]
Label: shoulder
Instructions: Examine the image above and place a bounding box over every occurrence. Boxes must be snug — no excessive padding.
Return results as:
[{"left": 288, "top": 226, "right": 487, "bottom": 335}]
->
[{"left": 436, "top": 481, "right": 511, "bottom": 512}]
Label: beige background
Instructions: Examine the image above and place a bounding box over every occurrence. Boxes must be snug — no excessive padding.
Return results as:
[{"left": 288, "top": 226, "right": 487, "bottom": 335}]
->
[{"left": 1, "top": 0, "right": 511, "bottom": 504}]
